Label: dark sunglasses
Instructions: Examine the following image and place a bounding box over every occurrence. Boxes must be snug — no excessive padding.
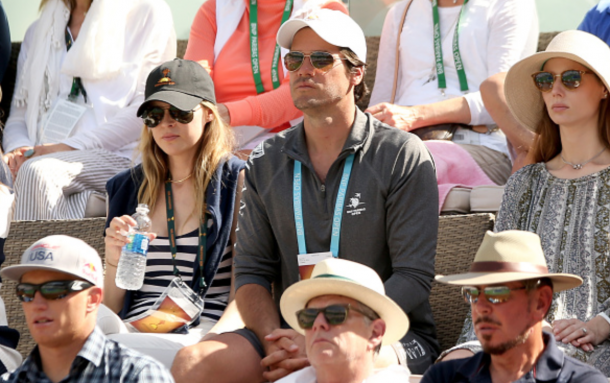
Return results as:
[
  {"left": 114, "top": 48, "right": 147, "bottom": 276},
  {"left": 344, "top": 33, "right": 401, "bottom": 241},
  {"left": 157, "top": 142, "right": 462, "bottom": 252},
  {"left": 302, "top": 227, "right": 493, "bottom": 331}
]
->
[
  {"left": 284, "top": 51, "right": 347, "bottom": 73},
  {"left": 531, "top": 70, "right": 593, "bottom": 92},
  {"left": 17, "top": 280, "right": 94, "bottom": 302},
  {"left": 461, "top": 285, "right": 526, "bottom": 305},
  {"left": 296, "top": 304, "right": 379, "bottom": 329},
  {"left": 141, "top": 106, "right": 198, "bottom": 128}
]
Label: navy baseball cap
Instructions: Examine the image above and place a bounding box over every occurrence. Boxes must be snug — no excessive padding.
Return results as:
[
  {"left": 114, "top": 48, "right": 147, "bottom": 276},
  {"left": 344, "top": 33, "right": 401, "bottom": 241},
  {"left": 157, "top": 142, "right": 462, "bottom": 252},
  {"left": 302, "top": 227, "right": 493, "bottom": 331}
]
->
[{"left": 137, "top": 58, "right": 216, "bottom": 116}]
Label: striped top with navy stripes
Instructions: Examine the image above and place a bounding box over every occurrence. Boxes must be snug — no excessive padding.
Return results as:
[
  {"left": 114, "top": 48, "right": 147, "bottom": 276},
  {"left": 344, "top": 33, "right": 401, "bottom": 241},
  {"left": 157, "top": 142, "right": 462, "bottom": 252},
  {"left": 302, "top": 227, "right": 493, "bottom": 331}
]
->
[{"left": 125, "top": 224, "right": 232, "bottom": 322}]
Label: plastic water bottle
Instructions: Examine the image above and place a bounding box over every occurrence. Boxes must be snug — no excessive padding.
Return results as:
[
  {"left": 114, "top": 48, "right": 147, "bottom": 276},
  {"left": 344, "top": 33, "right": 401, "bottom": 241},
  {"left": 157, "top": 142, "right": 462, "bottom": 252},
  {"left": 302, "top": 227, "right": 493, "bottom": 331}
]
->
[{"left": 115, "top": 204, "right": 152, "bottom": 290}]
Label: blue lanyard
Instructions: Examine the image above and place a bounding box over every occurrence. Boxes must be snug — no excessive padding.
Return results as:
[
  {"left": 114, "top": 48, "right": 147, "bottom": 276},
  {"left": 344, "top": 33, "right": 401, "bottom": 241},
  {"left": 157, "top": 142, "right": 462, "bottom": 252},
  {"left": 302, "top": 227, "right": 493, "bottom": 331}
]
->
[{"left": 293, "top": 153, "right": 355, "bottom": 257}]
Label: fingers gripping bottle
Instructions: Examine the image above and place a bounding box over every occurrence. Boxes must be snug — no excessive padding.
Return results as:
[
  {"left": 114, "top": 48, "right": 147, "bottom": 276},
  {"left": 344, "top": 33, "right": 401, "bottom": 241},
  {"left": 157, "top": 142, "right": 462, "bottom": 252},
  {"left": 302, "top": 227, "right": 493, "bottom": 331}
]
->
[{"left": 115, "top": 204, "right": 152, "bottom": 290}]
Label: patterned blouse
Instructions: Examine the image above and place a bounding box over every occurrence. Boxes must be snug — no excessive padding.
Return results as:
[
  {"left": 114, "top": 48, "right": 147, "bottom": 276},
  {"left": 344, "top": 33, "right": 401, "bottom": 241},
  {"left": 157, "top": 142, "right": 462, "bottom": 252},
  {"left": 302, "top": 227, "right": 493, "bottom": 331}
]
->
[{"left": 450, "top": 162, "right": 610, "bottom": 374}]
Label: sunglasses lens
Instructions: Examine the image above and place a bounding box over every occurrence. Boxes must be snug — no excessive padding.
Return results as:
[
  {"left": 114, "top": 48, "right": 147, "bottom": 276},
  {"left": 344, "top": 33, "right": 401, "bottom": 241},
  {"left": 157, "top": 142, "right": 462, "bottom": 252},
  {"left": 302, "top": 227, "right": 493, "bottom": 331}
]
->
[
  {"left": 310, "top": 52, "right": 336, "bottom": 72},
  {"left": 534, "top": 72, "right": 554, "bottom": 92},
  {"left": 296, "top": 308, "right": 319, "bottom": 329},
  {"left": 40, "top": 282, "right": 72, "bottom": 300},
  {"left": 16, "top": 284, "right": 36, "bottom": 302},
  {"left": 324, "top": 305, "right": 349, "bottom": 325},
  {"left": 285, "top": 52, "right": 305, "bottom": 72},
  {"left": 562, "top": 70, "right": 582, "bottom": 90},
  {"left": 168, "top": 107, "right": 195, "bottom": 124},
  {"left": 483, "top": 286, "right": 512, "bottom": 304},
  {"left": 462, "top": 287, "right": 479, "bottom": 304},
  {"left": 142, "top": 107, "right": 165, "bottom": 128}
]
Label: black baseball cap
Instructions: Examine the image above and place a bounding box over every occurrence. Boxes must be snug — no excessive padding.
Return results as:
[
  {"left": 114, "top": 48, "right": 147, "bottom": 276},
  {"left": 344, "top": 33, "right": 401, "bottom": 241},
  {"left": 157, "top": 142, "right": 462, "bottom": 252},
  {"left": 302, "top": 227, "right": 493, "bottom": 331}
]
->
[{"left": 137, "top": 58, "right": 216, "bottom": 117}]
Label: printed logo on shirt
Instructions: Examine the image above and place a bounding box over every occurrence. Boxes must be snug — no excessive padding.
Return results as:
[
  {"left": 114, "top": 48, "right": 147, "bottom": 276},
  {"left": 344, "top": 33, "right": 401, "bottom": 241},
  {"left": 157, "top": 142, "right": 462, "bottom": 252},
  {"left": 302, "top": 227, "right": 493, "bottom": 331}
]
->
[
  {"left": 346, "top": 193, "right": 366, "bottom": 216},
  {"left": 250, "top": 142, "right": 265, "bottom": 160},
  {"left": 155, "top": 68, "right": 176, "bottom": 87}
]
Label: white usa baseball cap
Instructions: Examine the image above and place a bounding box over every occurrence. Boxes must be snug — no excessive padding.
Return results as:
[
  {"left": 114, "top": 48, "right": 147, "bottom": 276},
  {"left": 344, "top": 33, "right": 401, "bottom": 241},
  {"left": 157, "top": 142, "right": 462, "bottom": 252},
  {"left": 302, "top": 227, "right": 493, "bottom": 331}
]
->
[
  {"left": 277, "top": 9, "right": 367, "bottom": 64},
  {"left": 1, "top": 235, "right": 103, "bottom": 287}
]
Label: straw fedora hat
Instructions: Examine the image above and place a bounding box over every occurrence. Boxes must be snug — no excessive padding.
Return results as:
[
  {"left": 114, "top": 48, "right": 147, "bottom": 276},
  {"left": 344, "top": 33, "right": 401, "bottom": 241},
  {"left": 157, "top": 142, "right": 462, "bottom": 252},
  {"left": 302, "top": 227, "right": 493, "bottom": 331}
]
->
[
  {"left": 436, "top": 230, "right": 582, "bottom": 292},
  {"left": 504, "top": 30, "right": 610, "bottom": 132},
  {"left": 280, "top": 258, "right": 409, "bottom": 346}
]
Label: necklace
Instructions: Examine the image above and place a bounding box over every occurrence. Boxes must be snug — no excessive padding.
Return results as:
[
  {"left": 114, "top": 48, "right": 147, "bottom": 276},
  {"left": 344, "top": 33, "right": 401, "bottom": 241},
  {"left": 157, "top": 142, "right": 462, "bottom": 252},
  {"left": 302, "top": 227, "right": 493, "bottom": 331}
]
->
[
  {"left": 169, "top": 173, "right": 193, "bottom": 183},
  {"left": 560, "top": 147, "right": 606, "bottom": 170}
]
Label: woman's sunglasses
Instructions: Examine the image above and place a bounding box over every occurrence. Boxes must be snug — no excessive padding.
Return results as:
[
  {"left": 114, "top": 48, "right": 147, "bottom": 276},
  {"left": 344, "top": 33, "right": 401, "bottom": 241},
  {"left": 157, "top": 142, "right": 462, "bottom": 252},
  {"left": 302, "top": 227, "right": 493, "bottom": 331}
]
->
[
  {"left": 141, "top": 106, "right": 198, "bottom": 128},
  {"left": 295, "top": 304, "right": 379, "bottom": 329},
  {"left": 16, "top": 280, "right": 94, "bottom": 302},
  {"left": 284, "top": 51, "right": 346, "bottom": 73},
  {"left": 461, "top": 285, "right": 526, "bottom": 305},
  {"left": 531, "top": 70, "right": 593, "bottom": 92}
]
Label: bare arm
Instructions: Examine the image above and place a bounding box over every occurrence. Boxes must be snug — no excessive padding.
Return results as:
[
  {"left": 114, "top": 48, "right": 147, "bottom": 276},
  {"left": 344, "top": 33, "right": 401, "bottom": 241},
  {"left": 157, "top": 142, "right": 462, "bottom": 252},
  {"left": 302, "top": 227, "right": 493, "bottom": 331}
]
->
[{"left": 235, "top": 283, "right": 280, "bottom": 347}]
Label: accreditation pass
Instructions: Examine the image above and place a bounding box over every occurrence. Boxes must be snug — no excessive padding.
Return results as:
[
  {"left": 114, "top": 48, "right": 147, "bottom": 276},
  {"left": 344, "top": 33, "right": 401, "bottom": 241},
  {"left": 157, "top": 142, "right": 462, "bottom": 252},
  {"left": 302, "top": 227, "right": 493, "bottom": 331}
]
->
[{"left": 41, "top": 99, "right": 87, "bottom": 144}]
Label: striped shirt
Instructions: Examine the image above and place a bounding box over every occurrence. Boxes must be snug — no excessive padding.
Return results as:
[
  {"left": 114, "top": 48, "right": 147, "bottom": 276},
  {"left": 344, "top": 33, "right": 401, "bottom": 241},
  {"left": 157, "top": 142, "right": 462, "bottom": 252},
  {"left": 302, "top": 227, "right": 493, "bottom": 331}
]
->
[{"left": 125, "top": 225, "right": 232, "bottom": 322}]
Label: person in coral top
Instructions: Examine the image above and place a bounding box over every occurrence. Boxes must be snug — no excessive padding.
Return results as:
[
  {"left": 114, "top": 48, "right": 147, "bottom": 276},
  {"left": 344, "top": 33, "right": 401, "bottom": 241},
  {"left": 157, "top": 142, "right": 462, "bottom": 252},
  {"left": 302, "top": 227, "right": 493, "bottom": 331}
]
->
[{"left": 184, "top": 0, "right": 347, "bottom": 151}]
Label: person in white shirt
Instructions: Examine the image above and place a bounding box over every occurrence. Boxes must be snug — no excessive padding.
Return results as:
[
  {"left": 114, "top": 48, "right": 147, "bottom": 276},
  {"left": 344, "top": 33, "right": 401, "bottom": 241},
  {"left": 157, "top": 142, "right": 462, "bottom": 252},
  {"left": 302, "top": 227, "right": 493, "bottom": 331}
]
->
[
  {"left": 1, "top": 0, "right": 176, "bottom": 220},
  {"left": 366, "top": 0, "right": 538, "bottom": 202},
  {"left": 275, "top": 258, "right": 411, "bottom": 383}
]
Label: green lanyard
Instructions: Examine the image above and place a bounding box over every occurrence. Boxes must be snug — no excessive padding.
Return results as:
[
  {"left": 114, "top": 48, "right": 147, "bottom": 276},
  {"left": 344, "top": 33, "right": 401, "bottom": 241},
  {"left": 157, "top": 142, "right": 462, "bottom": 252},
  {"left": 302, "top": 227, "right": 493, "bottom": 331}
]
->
[
  {"left": 431, "top": 0, "right": 469, "bottom": 94},
  {"left": 64, "top": 29, "right": 88, "bottom": 103},
  {"left": 249, "top": 0, "right": 294, "bottom": 94},
  {"left": 165, "top": 177, "right": 208, "bottom": 294}
]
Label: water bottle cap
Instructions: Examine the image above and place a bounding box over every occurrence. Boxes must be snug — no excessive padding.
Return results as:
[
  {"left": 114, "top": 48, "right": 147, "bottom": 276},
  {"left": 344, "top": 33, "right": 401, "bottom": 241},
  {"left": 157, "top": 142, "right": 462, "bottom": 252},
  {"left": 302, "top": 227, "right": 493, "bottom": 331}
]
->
[{"left": 136, "top": 203, "right": 150, "bottom": 213}]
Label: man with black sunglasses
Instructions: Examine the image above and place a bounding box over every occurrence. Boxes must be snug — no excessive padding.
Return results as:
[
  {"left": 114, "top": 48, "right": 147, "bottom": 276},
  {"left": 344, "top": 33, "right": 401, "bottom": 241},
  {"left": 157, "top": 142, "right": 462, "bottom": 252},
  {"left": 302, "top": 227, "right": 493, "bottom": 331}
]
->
[
  {"left": 422, "top": 230, "right": 606, "bottom": 382},
  {"left": 0, "top": 235, "right": 175, "bottom": 383},
  {"left": 275, "top": 258, "right": 411, "bottom": 382},
  {"left": 171, "top": 8, "right": 439, "bottom": 383}
]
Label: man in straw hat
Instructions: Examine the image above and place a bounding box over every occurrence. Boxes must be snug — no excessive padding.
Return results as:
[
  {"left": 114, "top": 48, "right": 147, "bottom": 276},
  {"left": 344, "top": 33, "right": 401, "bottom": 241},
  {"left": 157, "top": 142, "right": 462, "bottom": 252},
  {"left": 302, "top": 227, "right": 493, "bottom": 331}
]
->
[
  {"left": 421, "top": 231, "right": 606, "bottom": 382},
  {"left": 0, "top": 235, "right": 175, "bottom": 383},
  {"left": 276, "top": 257, "right": 411, "bottom": 382}
]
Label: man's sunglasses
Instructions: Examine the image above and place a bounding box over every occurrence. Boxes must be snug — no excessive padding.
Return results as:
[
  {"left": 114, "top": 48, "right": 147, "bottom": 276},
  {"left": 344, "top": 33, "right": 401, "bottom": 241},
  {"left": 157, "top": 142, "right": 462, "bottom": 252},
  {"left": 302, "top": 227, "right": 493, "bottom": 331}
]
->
[
  {"left": 531, "top": 70, "right": 593, "bottom": 93},
  {"left": 295, "top": 304, "right": 379, "bottom": 329},
  {"left": 461, "top": 285, "right": 526, "bottom": 305},
  {"left": 141, "top": 106, "right": 198, "bottom": 128},
  {"left": 17, "top": 280, "right": 94, "bottom": 302},
  {"left": 284, "top": 51, "right": 347, "bottom": 73}
]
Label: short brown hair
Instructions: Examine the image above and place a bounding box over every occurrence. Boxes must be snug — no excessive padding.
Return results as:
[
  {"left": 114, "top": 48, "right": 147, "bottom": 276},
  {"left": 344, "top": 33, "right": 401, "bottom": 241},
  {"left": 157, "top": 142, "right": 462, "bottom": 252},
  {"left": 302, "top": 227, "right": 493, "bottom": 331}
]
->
[{"left": 340, "top": 48, "right": 369, "bottom": 104}]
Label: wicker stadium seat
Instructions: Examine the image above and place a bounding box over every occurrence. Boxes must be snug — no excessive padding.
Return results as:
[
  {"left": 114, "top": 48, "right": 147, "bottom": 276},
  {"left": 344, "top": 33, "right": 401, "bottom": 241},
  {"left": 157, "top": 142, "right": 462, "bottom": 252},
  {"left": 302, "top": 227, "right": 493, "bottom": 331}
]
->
[
  {"left": 432, "top": 213, "right": 495, "bottom": 352},
  {"left": 1, "top": 218, "right": 106, "bottom": 357}
]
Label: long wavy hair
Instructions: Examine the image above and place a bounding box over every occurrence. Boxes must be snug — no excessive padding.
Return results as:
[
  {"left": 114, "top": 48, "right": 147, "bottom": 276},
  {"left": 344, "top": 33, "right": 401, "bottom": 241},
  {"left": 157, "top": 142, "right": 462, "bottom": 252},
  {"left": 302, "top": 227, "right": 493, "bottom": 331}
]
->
[
  {"left": 531, "top": 80, "right": 610, "bottom": 163},
  {"left": 136, "top": 101, "right": 235, "bottom": 222}
]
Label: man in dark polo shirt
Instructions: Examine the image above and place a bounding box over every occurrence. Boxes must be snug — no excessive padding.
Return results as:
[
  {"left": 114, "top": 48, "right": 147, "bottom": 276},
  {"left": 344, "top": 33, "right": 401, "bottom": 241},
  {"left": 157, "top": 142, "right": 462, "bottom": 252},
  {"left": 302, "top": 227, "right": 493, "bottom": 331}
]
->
[
  {"left": 423, "top": 231, "right": 606, "bottom": 383},
  {"left": 171, "top": 9, "right": 438, "bottom": 383}
]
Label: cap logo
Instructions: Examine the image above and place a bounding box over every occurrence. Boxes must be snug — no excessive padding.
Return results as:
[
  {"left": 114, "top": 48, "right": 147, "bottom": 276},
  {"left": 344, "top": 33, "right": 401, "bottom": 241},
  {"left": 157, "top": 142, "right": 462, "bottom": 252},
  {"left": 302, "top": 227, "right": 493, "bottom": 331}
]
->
[
  {"left": 155, "top": 68, "right": 175, "bottom": 87},
  {"left": 32, "top": 244, "right": 60, "bottom": 250},
  {"left": 82, "top": 263, "right": 99, "bottom": 283},
  {"left": 307, "top": 14, "right": 319, "bottom": 20},
  {"left": 28, "top": 250, "right": 54, "bottom": 262}
]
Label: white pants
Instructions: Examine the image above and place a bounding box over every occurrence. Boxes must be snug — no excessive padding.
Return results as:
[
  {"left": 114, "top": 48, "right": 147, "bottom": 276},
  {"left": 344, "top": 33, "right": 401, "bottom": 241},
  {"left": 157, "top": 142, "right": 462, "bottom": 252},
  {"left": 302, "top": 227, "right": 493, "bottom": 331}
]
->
[
  {"left": 13, "top": 149, "right": 131, "bottom": 220},
  {"left": 97, "top": 304, "right": 215, "bottom": 368}
]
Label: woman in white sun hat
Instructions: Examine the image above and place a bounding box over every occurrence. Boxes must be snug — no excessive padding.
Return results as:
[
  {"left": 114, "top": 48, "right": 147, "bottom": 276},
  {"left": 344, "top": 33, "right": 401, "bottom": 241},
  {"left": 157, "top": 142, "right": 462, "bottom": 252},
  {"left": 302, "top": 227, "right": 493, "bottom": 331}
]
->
[{"left": 443, "top": 30, "right": 610, "bottom": 373}]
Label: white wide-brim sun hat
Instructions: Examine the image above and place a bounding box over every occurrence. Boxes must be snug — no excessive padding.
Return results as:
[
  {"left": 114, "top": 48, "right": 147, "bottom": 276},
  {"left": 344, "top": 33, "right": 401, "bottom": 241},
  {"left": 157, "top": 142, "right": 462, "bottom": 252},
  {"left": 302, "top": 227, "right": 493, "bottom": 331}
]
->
[
  {"left": 280, "top": 258, "right": 408, "bottom": 346},
  {"left": 505, "top": 30, "right": 610, "bottom": 132}
]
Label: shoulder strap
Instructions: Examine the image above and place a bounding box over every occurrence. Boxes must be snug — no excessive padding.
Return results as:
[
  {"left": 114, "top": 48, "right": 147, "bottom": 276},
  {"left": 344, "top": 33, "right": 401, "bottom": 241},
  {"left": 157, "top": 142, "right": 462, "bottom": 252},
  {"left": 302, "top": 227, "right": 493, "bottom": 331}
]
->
[{"left": 390, "top": 0, "right": 414, "bottom": 104}]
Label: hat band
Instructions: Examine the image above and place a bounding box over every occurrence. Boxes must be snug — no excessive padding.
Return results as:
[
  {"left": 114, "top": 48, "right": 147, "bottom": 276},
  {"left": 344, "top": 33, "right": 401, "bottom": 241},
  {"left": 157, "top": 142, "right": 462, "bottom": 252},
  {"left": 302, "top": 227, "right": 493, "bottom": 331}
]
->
[
  {"left": 313, "top": 274, "right": 356, "bottom": 282},
  {"left": 469, "top": 261, "right": 548, "bottom": 274}
]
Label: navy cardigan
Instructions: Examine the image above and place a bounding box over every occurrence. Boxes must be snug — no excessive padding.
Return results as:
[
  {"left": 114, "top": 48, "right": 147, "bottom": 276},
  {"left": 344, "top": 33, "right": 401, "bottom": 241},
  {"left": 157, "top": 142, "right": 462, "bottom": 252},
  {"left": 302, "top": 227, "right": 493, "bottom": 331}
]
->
[{"left": 105, "top": 156, "right": 245, "bottom": 319}]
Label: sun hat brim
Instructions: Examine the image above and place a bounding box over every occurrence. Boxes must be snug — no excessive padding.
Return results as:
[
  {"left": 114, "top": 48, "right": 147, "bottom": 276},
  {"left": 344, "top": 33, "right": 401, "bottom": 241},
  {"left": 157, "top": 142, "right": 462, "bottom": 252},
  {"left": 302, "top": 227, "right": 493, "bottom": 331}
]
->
[
  {"left": 1, "top": 264, "right": 98, "bottom": 285},
  {"left": 280, "top": 277, "right": 409, "bottom": 346},
  {"left": 435, "top": 271, "right": 583, "bottom": 293},
  {"left": 504, "top": 31, "right": 610, "bottom": 133}
]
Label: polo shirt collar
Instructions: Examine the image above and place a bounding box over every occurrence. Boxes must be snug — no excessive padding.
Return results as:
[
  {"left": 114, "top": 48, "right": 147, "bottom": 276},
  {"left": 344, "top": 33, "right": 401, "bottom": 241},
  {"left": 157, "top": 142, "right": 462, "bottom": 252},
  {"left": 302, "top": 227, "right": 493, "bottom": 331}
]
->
[
  {"left": 455, "top": 332, "right": 562, "bottom": 381},
  {"left": 282, "top": 108, "right": 372, "bottom": 164}
]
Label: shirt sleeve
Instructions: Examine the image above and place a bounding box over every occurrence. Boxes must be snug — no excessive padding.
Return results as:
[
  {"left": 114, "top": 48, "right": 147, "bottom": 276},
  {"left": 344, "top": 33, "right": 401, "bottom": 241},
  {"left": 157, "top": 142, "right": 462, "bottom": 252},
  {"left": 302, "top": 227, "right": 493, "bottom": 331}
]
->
[
  {"left": 466, "top": 0, "right": 539, "bottom": 126},
  {"left": 383, "top": 137, "right": 437, "bottom": 314},
  {"left": 3, "top": 23, "right": 36, "bottom": 153},
  {"left": 62, "top": 1, "right": 177, "bottom": 152},
  {"left": 183, "top": 1, "right": 216, "bottom": 75},
  {"left": 368, "top": 2, "right": 401, "bottom": 107},
  {"left": 233, "top": 154, "right": 281, "bottom": 292}
]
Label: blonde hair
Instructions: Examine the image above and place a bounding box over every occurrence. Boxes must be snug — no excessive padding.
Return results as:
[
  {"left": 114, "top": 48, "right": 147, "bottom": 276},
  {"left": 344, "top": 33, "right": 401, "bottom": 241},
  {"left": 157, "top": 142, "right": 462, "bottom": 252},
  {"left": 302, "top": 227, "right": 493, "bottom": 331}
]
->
[{"left": 137, "top": 101, "right": 235, "bottom": 221}]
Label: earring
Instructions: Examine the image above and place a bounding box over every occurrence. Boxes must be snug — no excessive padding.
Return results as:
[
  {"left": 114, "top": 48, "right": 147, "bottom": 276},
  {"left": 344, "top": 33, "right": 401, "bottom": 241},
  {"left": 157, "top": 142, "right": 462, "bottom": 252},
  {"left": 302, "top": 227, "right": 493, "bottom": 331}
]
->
[{"left": 604, "top": 93, "right": 608, "bottom": 99}]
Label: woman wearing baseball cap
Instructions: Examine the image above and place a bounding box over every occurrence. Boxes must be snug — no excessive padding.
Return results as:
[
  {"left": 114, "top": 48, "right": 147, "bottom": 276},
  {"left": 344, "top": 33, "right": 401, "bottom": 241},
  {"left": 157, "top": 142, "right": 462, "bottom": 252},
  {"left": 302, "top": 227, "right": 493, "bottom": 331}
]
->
[
  {"left": 444, "top": 30, "right": 610, "bottom": 373},
  {"left": 98, "top": 58, "right": 245, "bottom": 367}
]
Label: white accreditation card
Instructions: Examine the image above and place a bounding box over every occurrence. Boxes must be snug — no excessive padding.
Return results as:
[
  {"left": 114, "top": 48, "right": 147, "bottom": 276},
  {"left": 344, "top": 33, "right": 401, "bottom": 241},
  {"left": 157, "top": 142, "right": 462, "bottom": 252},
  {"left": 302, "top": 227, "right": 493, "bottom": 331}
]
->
[
  {"left": 41, "top": 99, "right": 87, "bottom": 144},
  {"left": 297, "top": 252, "right": 333, "bottom": 280}
]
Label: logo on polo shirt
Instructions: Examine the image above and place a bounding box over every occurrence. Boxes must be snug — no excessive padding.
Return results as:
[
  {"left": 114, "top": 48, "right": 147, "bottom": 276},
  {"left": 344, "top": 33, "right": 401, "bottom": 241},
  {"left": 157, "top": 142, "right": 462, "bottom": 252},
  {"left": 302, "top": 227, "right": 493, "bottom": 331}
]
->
[
  {"left": 155, "top": 68, "right": 176, "bottom": 87},
  {"left": 346, "top": 193, "right": 366, "bottom": 216}
]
